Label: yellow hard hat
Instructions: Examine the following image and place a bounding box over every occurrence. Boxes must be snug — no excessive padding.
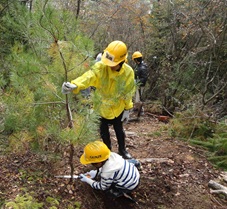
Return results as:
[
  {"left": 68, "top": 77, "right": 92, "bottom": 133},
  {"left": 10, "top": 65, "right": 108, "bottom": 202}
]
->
[
  {"left": 132, "top": 51, "right": 143, "bottom": 60},
  {"left": 80, "top": 141, "right": 111, "bottom": 165},
  {"left": 101, "top": 41, "right": 128, "bottom": 67}
]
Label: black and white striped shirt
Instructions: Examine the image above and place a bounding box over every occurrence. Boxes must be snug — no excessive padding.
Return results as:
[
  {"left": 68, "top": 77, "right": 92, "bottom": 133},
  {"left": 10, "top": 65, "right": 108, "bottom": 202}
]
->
[{"left": 90, "top": 152, "right": 140, "bottom": 191}]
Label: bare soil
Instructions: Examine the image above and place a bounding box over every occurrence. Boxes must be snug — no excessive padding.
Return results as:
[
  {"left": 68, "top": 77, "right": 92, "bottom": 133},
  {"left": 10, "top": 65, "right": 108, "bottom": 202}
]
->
[{"left": 0, "top": 112, "right": 227, "bottom": 209}]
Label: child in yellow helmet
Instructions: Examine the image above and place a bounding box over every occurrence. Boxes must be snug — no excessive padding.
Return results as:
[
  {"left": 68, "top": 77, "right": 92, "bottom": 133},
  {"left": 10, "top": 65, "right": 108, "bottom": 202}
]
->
[{"left": 79, "top": 141, "right": 140, "bottom": 198}]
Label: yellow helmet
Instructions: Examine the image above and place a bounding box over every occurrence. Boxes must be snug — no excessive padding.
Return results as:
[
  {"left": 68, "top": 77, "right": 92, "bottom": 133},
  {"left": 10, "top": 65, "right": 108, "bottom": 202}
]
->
[
  {"left": 101, "top": 41, "right": 128, "bottom": 67},
  {"left": 132, "top": 51, "right": 143, "bottom": 60},
  {"left": 80, "top": 141, "right": 111, "bottom": 165}
]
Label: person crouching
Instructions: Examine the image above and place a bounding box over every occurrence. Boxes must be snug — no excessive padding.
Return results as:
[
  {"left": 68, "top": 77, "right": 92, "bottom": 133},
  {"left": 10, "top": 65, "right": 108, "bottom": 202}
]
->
[{"left": 79, "top": 141, "right": 140, "bottom": 198}]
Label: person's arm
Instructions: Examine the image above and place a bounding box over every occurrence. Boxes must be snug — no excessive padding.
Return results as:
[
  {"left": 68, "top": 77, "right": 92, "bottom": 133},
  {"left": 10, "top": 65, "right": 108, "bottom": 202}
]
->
[
  {"left": 90, "top": 173, "right": 115, "bottom": 190},
  {"left": 138, "top": 64, "right": 148, "bottom": 86},
  {"left": 70, "top": 62, "right": 103, "bottom": 94},
  {"left": 80, "top": 172, "right": 115, "bottom": 191},
  {"left": 71, "top": 70, "right": 97, "bottom": 94}
]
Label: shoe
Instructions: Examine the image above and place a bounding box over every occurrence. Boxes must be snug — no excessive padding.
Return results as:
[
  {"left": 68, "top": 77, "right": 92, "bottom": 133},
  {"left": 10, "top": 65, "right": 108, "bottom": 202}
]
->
[
  {"left": 127, "top": 158, "right": 141, "bottom": 169},
  {"left": 108, "top": 189, "right": 123, "bottom": 198},
  {"left": 122, "top": 192, "right": 137, "bottom": 203},
  {"left": 119, "top": 150, "right": 132, "bottom": 159}
]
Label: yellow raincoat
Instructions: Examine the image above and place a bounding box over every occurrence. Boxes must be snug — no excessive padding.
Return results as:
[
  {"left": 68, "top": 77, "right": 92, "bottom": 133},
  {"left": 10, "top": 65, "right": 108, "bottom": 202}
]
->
[{"left": 71, "top": 61, "right": 135, "bottom": 119}]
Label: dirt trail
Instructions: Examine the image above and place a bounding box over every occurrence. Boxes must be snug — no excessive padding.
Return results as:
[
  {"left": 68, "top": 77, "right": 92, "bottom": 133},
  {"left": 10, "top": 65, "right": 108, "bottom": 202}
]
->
[{"left": 0, "top": 114, "right": 226, "bottom": 209}]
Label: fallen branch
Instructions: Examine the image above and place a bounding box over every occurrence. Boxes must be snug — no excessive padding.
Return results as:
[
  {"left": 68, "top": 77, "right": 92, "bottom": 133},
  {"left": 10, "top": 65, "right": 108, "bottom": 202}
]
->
[
  {"left": 146, "top": 112, "right": 170, "bottom": 123},
  {"left": 208, "top": 180, "right": 227, "bottom": 198},
  {"left": 220, "top": 172, "right": 227, "bottom": 183},
  {"left": 128, "top": 117, "right": 140, "bottom": 122},
  {"left": 138, "top": 157, "right": 174, "bottom": 164}
]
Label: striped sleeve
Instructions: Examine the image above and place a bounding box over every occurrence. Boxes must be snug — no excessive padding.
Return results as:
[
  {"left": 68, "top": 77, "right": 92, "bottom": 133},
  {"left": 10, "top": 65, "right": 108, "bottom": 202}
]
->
[
  {"left": 88, "top": 159, "right": 139, "bottom": 191},
  {"left": 114, "top": 161, "right": 140, "bottom": 190},
  {"left": 90, "top": 172, "right": 116, "bottom": 191}
]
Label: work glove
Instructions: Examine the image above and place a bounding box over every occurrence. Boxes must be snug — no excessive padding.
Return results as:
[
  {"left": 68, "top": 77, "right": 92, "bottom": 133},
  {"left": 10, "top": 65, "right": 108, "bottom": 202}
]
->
[
  {"left": 62, "top": 82, "right": 77, "bottom": 94},
  {"left": 84, "top": 170, "right": 97, "bottom": 179},
  {"left": 79, "top": 174, "right": 94, "bottom": 186},
  {"left": 121, "top": 110, "right": 130, "bottom": 123}
]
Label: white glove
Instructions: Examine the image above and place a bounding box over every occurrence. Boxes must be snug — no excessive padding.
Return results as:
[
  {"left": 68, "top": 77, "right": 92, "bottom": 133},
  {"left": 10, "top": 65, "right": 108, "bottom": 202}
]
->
[
  {"left": 79, "top": 174, "right": 94, "bottom": 186},
  {"left": 84, "top": 170, "right": 97, "bottom": 179},
  {"left": 121, "top": 110, "right": 130, "bottom": 123},
  {"left": 62, "top": 82, "right": 77, "bottom": 94}
]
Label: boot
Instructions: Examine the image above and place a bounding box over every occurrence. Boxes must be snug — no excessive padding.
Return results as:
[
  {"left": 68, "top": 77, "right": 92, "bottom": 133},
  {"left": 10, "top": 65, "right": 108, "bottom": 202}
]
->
[
  {"left": 119, "top": 149, "right": 132, "bottom": 159},
  {"left": 115, "top": 126, "right": 132, "bottom": 159}
]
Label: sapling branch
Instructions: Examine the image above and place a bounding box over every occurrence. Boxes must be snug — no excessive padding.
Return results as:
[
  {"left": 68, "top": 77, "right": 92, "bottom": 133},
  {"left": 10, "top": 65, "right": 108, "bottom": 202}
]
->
[
  {"left": 57, "top": 43, "right": 75, "bottom": 183},
  {"left": 39, "top": 1, "right": 75, "bottom": 183}
]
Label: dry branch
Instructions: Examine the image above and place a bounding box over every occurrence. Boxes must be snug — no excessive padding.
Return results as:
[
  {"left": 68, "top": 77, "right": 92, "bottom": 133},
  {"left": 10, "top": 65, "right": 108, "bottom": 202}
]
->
[
  {"left": 138, "top": 157, "right": 174, "bottom": 164},
  {"left": 146, "top": 112, "right": 170, "bottom": 123},
  {"left": 128, "top": 117, "right": 140, "bottom": 122},
  {"left": 208, "top": 180, "right": 227, "bottom": 198},
  {"left": 221, "top": 172, "right": 227, "bottom": 183}
]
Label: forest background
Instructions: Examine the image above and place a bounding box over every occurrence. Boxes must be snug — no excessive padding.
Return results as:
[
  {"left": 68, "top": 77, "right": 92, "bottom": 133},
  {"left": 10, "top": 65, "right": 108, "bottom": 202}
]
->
[{"left": 0, "top": 0, "right": 226, "bottom": 208}]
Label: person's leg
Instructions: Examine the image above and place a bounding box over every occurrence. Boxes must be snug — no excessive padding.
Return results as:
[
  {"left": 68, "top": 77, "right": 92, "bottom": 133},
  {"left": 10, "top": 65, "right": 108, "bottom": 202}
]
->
[
  {"left": 140, "top": 86, "right": 145, "bottom": 102},
  {"left": 106, "top": 184, "right": 136, "bottom": 202},
  {"left": 139, "top": 86, "right": 145, "bottom": 114},
  {"left": 100, "top": 117, "right": 111, "bottom": 150},
  {"left": 135, "top": 88, "right": 140, "bottom": 103},
  {"left": 138, "top": 87, "right": 142, "bottom": 102},
  {"left": 127, "top": 158, "right": 141, "bottom": 169},
  {"left": 106, "top": 183, "right": 131, "bottom": 197},
  {"left": 112, "top": 113, "right": 132, "bottom": 159}
]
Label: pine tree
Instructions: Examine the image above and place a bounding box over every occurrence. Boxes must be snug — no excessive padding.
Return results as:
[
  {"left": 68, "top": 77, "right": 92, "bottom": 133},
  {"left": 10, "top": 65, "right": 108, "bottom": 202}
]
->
[{"left": 1, "top": 1, "right": 100, "bottom": 177}]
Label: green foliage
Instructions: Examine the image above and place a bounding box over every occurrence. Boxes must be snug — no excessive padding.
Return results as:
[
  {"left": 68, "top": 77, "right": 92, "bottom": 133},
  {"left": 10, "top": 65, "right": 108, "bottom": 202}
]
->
[
  {"left": 208, "top": 155, "right": 227, "bottom": 170},
  {"left": 0, "top": 2, "right": 28, "bottom": 54},
  {"left": 189, "top": 136, "right": 227, "bottom": 170},
  {"left": 46, "top": 196, "right": 59, "bottom": 208},
  {"left": 148, "top": 131, "right": 162, "bottom": 138},
  {"left": 73, "top": 201, "right": 81, "bottom": 209},
  {"left": 5, "top": 193, "right": 43, "bottom": 209},
  {"left": 188, "top": 118, "right": 227, "bottom": 170},
  {"left": 146, "top": 0, "right": 227, "bottom": 114},
  {"left": 169, "top": 107, "right": 215, "bottom": 140},
  {"left": 58, "top": 99, "right": 100, "bottom": 145},
  {"left": 0, "top": 0, "right": 99, "bottom": 157},
  {"left": 66, "top": 201, "right": 81, "bottom": 209},
  {"left": 7, "top": 132, "right": 33, "bottom": 154}
]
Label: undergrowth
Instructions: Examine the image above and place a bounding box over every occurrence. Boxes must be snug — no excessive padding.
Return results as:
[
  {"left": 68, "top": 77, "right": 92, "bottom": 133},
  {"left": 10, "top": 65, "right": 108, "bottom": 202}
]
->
[{"left": 169, "top": 107, "right": 227, "bottom": 170}]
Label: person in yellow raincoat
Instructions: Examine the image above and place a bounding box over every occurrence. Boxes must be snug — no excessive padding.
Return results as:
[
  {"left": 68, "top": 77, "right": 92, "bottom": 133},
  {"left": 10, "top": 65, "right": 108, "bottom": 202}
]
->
[{"left": 62, "top": 41, "right": 135, "bottom": 159}]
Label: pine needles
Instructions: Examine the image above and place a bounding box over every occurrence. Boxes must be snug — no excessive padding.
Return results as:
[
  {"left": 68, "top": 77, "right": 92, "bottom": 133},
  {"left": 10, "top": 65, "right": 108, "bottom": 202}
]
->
[{"left": 170, "top": 108, "right": 227, "bottom": 170}]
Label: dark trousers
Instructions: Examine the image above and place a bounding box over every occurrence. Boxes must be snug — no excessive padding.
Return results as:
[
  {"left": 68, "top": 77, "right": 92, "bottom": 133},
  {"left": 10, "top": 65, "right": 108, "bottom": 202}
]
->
[{"left": 100, "top": 112, "right": 126, "bottom": 152}]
